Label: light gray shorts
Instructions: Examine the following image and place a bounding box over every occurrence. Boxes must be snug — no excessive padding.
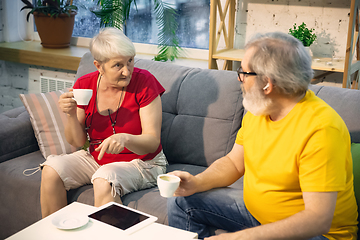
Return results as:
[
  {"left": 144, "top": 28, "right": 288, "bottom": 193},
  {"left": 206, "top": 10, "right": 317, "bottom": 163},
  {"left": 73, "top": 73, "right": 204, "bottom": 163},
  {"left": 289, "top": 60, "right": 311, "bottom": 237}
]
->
[{"left": 41, "top": 150, "right": 167, "bottom": 197}]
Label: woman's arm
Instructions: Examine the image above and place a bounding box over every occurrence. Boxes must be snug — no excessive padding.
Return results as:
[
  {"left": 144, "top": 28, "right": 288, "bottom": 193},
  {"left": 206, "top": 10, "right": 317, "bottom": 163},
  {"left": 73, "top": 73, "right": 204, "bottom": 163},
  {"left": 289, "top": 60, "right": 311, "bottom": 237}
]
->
[{"left": 59, "top": 90, "right": 87, "bottom": 147}]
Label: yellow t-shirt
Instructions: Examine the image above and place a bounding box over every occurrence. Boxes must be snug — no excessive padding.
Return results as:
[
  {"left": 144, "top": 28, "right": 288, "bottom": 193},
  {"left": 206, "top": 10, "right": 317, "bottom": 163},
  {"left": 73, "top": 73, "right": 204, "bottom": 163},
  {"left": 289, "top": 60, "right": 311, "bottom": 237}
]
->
[{"left": 236, "top": 90, "right": 358, "bottom": 239}]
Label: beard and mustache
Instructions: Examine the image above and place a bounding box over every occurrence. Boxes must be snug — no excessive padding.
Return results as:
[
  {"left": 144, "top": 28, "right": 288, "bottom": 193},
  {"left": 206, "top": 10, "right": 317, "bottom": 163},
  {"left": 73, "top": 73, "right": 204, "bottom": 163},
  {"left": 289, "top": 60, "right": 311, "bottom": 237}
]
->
[{"left": 241, "top": 81, "right": 273, "bottom": 116}]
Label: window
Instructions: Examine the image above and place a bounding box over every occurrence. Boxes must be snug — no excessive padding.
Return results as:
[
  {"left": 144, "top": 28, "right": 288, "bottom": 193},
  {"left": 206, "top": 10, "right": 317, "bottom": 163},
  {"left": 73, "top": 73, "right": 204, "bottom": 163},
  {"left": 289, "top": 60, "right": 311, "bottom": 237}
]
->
[
  {"left": 71, "top": 0, "right": 210, "bottom": 50},
  {"left": 72, "top": 0, "right": 101, "bottom": 38}
]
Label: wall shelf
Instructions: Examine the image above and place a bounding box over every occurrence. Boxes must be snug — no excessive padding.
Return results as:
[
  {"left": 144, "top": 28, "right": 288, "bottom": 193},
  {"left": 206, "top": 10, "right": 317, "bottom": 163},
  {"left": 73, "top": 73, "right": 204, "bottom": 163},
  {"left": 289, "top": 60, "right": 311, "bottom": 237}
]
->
[
  {"left": 0, "top": 41, "right": 89, "bottom": 71},
  {"left": 208, "top": 0, "right": 358, "bottom": 89}
]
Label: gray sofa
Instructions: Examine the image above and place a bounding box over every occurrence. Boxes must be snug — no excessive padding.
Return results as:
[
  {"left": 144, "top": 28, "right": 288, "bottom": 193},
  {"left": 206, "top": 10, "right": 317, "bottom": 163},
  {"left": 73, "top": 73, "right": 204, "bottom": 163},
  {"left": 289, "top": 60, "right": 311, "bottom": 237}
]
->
[{"left": 1, "top": 53, "right": 360, "bottom": 239}]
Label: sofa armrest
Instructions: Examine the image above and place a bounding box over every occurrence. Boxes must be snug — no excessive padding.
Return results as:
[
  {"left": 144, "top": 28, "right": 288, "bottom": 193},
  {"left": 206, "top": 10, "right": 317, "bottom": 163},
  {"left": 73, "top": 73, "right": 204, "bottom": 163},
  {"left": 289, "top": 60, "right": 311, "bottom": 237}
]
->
[{"left": 0, "top": 107, "right": 39, "bottom": 163}]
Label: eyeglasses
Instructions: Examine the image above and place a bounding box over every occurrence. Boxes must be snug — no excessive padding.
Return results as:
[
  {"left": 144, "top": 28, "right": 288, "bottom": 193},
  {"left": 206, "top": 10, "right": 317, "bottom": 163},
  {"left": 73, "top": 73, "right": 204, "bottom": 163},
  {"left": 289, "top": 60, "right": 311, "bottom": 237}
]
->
[
  {"left": 85, "top": 109, "right": 117, "bottom": 146},
  {"left": 85, "top": 110, "right": 117, "bottom": 133},
  {"left": 89, "top": 139, "right": 103, "bottom": 146},
  {"left": 85, "top": 114, "right": 103, "bottom": 146},
  {"left": 237, "top": 67, "right": 257, "bottom": 82}
]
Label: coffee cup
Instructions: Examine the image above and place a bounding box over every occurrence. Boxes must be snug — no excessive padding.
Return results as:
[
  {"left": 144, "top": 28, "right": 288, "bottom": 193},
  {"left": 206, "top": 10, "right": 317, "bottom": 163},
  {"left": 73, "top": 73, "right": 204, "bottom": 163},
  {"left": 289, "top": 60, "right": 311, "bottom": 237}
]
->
[
  {"left": 157, "top": 174, "right": 180, "bottom": 198},
  {"left": 73, "top": 89, "right": 93, "bottom": 105}
]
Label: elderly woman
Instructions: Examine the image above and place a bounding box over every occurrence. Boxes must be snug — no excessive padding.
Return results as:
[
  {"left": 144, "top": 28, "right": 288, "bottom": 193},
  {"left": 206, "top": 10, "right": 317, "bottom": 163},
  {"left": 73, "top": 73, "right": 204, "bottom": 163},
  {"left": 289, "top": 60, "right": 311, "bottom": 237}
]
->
[{"left": 40, "top": 27, "right": 167, "bottom": 218}]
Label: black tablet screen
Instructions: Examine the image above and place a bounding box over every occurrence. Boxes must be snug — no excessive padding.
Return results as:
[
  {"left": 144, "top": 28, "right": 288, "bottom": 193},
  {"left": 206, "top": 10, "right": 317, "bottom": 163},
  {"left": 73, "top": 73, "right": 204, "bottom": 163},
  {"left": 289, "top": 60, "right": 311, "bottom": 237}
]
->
[{"left": 88, "top": 204, "right": 149, "bottom": 230}]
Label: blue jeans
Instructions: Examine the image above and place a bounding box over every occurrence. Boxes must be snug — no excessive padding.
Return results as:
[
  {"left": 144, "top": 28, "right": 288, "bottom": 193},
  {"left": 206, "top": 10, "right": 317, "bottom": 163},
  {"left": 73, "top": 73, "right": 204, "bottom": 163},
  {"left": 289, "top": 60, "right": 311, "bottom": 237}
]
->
[{"left": 167, "top": 187, "right": 328, "bottom": 240}]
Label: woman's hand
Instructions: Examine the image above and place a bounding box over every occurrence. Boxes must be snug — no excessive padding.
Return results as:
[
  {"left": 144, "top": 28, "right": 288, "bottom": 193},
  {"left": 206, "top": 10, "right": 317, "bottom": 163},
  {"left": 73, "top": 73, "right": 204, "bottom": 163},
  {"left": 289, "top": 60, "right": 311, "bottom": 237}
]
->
[
  {"left": 95, "top": 133, "right": 128, "bottom": 160},
  {"left": 168, "top": 171, "right": 200, "bottom": 197},
  {"left": 58, "top": 89, "right": 77, "bottom": 116}
]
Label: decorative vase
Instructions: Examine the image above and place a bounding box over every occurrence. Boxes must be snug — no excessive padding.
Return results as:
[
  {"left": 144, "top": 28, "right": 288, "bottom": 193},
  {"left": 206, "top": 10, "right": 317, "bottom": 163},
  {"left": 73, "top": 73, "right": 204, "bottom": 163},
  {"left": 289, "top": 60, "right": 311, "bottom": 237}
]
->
[
  {"left": 304, "top": 46, "right": 313, "bottom": 58},
  {"left": 33, "top": 12, "right": 76, "bottom": 48}
]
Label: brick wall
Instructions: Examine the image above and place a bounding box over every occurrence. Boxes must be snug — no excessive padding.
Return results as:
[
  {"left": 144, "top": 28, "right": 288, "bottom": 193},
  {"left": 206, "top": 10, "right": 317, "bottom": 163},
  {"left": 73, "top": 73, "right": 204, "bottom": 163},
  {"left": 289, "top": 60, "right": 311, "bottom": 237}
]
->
[
  {"left": 0, "top": 61, "right": 29, "bottom": 113},
  {"left": 0, "top": 60, "right": 76, "bottom": 113}
]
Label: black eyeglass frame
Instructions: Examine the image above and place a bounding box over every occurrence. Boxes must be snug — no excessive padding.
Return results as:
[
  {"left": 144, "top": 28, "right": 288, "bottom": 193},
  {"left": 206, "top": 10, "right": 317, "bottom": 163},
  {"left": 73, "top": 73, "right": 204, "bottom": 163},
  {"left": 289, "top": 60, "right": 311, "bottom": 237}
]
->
[
  {"left": 84, "top": 110, "right": 117, "bottom": 146},
  {"left": 237, "top": 67, "right": 257, "bottom": 82}
]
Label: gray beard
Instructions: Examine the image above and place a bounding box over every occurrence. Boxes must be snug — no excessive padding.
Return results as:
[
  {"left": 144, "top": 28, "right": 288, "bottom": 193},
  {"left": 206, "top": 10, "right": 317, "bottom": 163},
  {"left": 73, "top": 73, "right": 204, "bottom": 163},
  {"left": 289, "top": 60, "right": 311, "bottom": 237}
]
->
[{"left": 242, "top": 84, "right": 272, "bottom": 116}]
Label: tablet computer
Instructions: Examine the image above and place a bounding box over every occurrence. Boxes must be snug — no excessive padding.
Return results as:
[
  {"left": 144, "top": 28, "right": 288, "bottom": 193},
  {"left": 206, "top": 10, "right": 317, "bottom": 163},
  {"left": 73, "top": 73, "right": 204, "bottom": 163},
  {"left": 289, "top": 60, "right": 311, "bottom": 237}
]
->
[{"left": 88, "top": 202, "right": 157, "bottom": 235}]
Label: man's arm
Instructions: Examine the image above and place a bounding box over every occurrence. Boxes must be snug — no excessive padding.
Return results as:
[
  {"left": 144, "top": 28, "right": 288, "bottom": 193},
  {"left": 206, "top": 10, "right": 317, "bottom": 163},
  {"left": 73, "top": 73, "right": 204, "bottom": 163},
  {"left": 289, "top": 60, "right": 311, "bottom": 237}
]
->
[
  {"left": 208, "top": 191, "right": 337, "bottom": 240},
  {"left": 172, "top": 143, "right": 245, "bottom": 196}
]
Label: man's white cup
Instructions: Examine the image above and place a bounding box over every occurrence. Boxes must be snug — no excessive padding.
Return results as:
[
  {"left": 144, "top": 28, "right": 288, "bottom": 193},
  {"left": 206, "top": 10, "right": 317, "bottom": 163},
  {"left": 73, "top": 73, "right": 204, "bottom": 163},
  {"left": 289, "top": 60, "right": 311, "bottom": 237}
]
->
[
  {"left": 73, "top": 89, "right": 93, "bottom": 105},
  {"left": 157, "top": 174, "right": 180, "bottom": 198}
]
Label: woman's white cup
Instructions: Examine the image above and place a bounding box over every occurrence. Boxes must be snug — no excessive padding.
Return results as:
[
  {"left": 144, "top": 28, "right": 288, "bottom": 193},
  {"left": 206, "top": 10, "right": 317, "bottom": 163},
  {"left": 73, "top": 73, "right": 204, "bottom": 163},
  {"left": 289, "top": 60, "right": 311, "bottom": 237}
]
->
[
  {"left": 157, "top": 174, "right": 180, "bottom": 198},
  {"left": 73, "top": 89, "right": 93, "bottom": 105}
]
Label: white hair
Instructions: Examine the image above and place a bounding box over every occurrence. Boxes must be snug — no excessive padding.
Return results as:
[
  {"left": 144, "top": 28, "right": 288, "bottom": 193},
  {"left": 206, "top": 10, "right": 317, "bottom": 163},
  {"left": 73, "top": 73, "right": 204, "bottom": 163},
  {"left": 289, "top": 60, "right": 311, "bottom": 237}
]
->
[
  {"left": 245, "top": 32, "right": 313, "bottom": 97},
  {"left": 90, "top": 27, "right": 136, "bottom": 63}
]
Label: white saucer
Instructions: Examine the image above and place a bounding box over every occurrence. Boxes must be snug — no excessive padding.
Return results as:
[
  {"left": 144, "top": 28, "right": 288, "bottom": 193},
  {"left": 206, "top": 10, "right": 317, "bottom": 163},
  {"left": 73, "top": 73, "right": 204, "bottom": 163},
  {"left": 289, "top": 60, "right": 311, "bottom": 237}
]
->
[{"left": 52, "top": 213, "right": 89, "bottom": 230}]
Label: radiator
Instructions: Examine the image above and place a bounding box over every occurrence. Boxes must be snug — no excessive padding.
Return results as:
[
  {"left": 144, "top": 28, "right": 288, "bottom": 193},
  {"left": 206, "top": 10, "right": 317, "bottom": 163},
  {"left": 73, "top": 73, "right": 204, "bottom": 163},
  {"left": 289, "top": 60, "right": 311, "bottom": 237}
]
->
[
  {"left": 29, "top": 68, "right": 76, "bottom": 94},
  {"left": 40, "top": 76, "right": 74, "bottom": 93}
]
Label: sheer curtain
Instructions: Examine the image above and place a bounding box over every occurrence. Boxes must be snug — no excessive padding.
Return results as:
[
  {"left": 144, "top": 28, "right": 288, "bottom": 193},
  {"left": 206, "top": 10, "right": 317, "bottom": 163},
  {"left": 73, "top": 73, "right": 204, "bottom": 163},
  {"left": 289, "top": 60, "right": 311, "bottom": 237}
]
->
[{"left": 1, "top": 0, "right": 32, "bottom": 42}]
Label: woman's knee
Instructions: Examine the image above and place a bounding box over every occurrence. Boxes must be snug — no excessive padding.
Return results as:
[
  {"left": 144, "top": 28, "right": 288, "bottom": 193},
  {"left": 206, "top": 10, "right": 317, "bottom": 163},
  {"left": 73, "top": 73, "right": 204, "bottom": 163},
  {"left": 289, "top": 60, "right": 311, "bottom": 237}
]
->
[
  {"left": 41, "top": 166, "right": 61, "bottom": 183},
  {"left": 93, "top": 178, "right": 112, "bottom": 194},
  {"left": 41, "top": 166, "right": 66, "bottom": 193}
]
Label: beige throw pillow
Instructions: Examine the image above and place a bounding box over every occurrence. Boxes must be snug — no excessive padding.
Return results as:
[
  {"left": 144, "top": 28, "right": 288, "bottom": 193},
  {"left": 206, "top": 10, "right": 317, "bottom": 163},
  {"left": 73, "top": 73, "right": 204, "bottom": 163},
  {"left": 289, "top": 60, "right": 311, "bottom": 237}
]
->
[{"left": 19, "top": 90, "right": 79, "bottom": 159}]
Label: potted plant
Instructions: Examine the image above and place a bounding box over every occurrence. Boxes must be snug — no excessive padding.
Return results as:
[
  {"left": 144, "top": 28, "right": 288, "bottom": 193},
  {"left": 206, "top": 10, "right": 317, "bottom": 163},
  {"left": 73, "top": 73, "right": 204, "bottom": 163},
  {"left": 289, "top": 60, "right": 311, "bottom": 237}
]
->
[
  {"left": 21, "top": 0, "right": 78, "bottom": 48},
  {"left": 289, "top": 22, "right": 317, "bottom": 57}
]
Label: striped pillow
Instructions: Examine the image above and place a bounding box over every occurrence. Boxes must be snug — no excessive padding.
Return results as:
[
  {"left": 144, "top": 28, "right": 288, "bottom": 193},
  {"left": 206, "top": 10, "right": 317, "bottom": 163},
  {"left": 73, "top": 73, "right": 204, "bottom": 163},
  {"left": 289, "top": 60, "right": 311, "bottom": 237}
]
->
[{"left": 19, "top": 90, "right": 79, "bottom": 159}]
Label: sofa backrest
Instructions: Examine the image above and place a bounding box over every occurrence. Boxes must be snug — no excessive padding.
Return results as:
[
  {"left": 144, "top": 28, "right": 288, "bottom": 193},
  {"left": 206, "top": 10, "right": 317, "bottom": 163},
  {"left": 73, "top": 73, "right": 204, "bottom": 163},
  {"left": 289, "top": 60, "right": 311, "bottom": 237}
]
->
[
  {"left": 309, "top": 84, "right": 360, "bottom": 143},
  {"left": 0, "top": 107, "right": 39, "bottom": 163},
  {"left": 134, "top": 59, "right": 244, "bottom": 167}
]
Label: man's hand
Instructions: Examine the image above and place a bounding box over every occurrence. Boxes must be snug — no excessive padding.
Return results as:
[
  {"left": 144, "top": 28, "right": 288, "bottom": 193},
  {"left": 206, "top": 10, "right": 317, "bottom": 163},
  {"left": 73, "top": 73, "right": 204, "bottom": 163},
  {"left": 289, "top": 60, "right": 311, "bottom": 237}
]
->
[{"left": 168, "top": 171, "right": 200, "bottom": 197}]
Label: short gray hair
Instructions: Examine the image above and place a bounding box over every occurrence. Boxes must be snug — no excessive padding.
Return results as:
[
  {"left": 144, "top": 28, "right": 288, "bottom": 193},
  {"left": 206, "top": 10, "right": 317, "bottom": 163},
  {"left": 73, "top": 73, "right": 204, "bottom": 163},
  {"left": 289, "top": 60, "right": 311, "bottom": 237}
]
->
[
  {"left": 245, "top": 32, "right": 313, "bottom": 96},
  {"left": 90, "top": 27, "right": 136, "bottom": 63}
]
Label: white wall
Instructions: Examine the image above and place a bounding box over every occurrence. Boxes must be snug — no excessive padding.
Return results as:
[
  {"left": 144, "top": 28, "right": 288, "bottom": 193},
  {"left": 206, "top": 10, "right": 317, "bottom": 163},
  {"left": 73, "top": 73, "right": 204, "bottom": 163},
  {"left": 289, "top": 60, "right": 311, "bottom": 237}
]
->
[
  {"left": 234, "top": 0, "right": 351, "bottom": 58},
  {"left": 0, "top": 0, "right": 4, "bottom": 42}
]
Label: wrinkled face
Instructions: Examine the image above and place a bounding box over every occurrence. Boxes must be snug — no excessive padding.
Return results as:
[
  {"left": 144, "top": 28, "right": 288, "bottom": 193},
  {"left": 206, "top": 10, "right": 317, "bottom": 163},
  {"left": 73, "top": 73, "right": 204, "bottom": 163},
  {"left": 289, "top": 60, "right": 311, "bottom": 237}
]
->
[
  {"left": 241, "top": 48, "right": 272, "bottom": 116},
  {"left": 99, "top": 55, "right": 135, "bottom": 88}
]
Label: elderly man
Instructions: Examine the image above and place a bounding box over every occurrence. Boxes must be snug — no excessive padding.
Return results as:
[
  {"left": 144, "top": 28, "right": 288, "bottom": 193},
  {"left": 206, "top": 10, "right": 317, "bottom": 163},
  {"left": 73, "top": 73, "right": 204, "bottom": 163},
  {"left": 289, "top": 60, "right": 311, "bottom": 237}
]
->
[{"left": 167, "top": 32, "right": 358, "bottom": 240}]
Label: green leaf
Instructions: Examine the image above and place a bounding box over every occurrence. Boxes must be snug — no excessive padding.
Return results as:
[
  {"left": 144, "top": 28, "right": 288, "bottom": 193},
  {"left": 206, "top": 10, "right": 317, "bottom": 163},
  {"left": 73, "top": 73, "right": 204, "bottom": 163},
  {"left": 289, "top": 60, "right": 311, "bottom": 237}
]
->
[
  {"left": 20, "top": 0, "right": 78, "bottom": 20},
  {"left": 288, "top": 22, "right": 317, "bottom": 47}
]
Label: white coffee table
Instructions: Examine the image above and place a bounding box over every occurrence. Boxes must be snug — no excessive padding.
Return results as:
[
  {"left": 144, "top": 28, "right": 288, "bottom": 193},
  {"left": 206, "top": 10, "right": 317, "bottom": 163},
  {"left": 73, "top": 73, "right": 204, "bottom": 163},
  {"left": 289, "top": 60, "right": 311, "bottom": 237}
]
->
[{"left": 6, "top": 202, "right": 198, "bottom": 240}]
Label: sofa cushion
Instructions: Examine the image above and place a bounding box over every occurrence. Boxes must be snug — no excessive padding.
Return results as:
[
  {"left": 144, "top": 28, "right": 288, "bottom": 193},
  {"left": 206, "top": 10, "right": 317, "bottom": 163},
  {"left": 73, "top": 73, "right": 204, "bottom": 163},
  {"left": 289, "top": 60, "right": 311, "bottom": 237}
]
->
[
  {"left": 352, "top": 143, "right": 360, "bottom": 208},
  {"left": 75, "top": 52, "right": 97, "bottom": 80},
  {"left": 0, "top": 107, "right": 39, "bottom": 163},
  {"left": 19, "top": 90, "right": 79, "bottom": 159},
  {"left": 350, "top": 143, "right": 360, "bottom": 237},
  {"left": 0, "top": 151, "right": 44, "bottom": 239}
]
